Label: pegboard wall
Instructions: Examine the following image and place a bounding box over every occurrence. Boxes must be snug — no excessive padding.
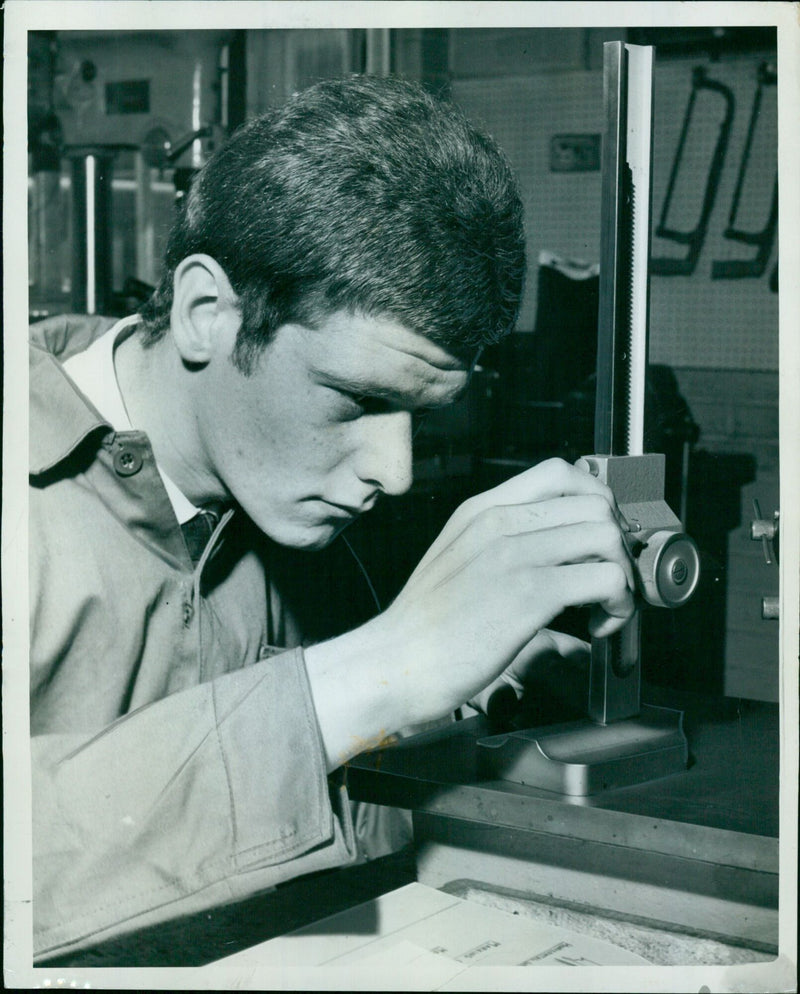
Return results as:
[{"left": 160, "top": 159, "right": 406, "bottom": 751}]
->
[{"left": 452, "top": 51, "right": 779, "bottom": 370}]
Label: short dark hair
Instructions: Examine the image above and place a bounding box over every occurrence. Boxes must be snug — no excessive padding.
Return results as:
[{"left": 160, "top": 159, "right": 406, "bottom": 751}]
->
[{"left": 140, "top": 75, "right": 525, "bottom": 373}]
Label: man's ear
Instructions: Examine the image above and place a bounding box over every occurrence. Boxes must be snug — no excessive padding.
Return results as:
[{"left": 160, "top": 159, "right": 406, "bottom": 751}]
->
[{"left": 170, "top": 254, "right": 241, "bottom": 364}]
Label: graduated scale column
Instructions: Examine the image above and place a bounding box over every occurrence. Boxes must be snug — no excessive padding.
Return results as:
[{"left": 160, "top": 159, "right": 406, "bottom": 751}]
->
[{"left": 589, "top": 618, "right": 641, "bottom": 725}]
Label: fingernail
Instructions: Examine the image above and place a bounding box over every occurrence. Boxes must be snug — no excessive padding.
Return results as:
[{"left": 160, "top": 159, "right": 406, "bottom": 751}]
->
[{"left": 618, "top": 511, "right": 641, "bottom": 533}]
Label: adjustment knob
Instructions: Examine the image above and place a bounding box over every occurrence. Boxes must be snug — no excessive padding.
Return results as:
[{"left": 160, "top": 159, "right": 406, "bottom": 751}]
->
[{"left": 636, "top": 531, "right": 701, "bottom": 608}]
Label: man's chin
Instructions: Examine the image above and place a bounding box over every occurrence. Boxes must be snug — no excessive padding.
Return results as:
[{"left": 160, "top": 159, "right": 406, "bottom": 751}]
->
[{"left": 262, "top": 515, "right": 355, "bottom": 552}]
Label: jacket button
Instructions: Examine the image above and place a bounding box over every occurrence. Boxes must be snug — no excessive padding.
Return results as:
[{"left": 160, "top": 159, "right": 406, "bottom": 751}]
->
[{"left": 113, "top": 446, "right": 143, "bottom": 476}]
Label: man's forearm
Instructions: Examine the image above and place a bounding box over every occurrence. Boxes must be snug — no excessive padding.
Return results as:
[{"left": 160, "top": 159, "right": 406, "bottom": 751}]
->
[{"left": 304, "top": 616, "right": 430, "bottom": 771}]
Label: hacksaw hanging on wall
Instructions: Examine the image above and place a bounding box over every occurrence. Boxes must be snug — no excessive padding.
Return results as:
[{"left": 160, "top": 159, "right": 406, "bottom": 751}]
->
[
  {"left": 711, "top": 61, "right": 778, "bottom": 282},
  {"left": 650, "top": 66, "right": 735, "bottom": 277}
]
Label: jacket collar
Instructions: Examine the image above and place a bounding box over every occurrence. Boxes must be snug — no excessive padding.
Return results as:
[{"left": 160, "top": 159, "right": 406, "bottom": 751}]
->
[{"left": 29, "top": 314, "right": 124, "bottom": 475}]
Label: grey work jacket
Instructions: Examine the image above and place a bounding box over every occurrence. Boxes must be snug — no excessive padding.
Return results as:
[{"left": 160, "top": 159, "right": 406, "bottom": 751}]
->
[{"left": 29, "top": 316, "right": 359, "bottom": 961}]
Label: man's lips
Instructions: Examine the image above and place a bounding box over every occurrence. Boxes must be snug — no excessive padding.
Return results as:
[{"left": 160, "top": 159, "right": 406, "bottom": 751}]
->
[{"left": 323, "top": 496, "right": 379, "bottom": 516}]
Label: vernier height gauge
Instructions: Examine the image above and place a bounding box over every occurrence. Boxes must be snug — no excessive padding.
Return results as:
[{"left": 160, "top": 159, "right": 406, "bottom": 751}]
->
[{"left": 478, "top": 43, "right": 701, "bottom": 795}]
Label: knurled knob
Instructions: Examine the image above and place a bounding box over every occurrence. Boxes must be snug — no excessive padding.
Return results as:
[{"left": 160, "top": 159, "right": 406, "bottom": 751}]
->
[{"left": 636, "top": 531, "right": 701, "bottom": 608}]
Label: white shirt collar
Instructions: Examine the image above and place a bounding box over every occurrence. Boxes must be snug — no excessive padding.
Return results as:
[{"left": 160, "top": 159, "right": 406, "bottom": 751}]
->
[{"left": 62, "top": 316, "right": 201, "bottom": 526}]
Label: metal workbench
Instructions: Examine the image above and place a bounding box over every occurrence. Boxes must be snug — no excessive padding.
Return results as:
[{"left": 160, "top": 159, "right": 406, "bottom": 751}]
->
[
  {"left": 42, "top": 691, "right": 779, "bottom": 969},
  {"left": 347, "top": 689, "right": 780, "bottom": 958}
]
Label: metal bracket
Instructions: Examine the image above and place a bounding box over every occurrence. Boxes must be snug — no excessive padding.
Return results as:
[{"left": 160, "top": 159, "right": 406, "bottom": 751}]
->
[
  {"left": 751, "top": 499, "right": 780, "bottom": 620},
  {"left": 583, "top": 453, "right": 700, "bottom": 731}
]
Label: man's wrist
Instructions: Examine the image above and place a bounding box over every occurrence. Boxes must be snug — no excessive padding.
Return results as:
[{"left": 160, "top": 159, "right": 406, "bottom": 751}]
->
[{"left": 303, "top": 615, "right": 414, "bottom": 772}]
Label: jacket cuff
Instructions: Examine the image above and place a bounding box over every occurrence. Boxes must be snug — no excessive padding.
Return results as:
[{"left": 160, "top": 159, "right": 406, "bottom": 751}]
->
[{"left": 217, "top": 645, "right": 354, "bottom": 868}]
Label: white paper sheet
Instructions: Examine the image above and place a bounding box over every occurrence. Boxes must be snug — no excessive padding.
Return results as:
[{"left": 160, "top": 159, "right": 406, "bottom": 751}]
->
[{"left": 213, "top": 882, "right": 649, "bottom": 975}]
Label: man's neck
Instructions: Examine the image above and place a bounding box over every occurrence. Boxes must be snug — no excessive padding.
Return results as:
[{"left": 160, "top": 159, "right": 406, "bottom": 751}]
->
[{"left": 114, "top": 330, "right": 227, "bottom": 508}]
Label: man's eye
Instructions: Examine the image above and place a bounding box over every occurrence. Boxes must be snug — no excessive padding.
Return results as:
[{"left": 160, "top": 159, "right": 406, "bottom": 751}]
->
[
  {"left": 336, "top": 390, "right": 368, "bottom": 418},
  {"left": 337, "top": 390, "right": 396, "bottom": 418}
]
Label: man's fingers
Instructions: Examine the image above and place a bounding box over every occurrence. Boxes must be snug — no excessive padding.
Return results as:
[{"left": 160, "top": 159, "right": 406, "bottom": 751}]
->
[
  {"left": 487, "top": 495, "right": 621, "bottom": 534},
  {"left": 498, "top": 520, "right": 637, "bottom": 595},
  {"left": 589, "top": 605, "right": 633, "bottom": 639},
  {"left": 412, "top": 516, "right": 636, "bottom": 619},
  {"left": 415, "top": 484, "right": 629, "bottom": 578},
  {"left": 531, "top": 562, "right": 636, "bottom": 631},
  {"left": 542, "top": 629, "right": 592, "bottom": 656},
  {"left": 472, "top": 458, "right": 617, "bottom": 508},
  {"left": 503, "top": 629, "right": 590, "bottom": 688}
]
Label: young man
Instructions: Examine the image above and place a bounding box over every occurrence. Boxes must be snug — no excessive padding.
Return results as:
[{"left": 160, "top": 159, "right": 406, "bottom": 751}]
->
[{"left": 29, "top": 76, "right": 634, "bottom": 960}]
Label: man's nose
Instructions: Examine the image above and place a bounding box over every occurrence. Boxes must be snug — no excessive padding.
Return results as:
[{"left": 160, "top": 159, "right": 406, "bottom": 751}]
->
[{"left": 356, "top": 410, "right": 414, "bottom": 497}]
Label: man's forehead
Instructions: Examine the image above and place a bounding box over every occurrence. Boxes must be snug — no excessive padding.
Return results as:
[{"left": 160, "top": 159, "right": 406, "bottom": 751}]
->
[{"left": 297, "top": 312, "right": 474, "bottom": 405}]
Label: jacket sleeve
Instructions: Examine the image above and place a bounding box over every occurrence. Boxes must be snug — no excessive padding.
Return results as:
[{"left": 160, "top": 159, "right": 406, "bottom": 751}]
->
[{"left": 32, "top": 647, "right": 356, "bottom": 961}]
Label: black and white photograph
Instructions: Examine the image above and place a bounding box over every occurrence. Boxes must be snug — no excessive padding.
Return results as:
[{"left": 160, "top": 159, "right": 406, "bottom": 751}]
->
[{"left": 3, "top": 2, "right": 798, "bottom": 990}]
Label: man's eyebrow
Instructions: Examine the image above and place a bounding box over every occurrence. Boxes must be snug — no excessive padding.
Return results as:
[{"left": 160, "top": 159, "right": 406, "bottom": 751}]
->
[
  {"left": 317, "top": 371, "right": 394, "bottom": 397},
  {"left": 401, "top": 345, "right": 474, "bottom": 372},
  {"left": 318, "top": 370, "right": 468, "bottom": 408}
]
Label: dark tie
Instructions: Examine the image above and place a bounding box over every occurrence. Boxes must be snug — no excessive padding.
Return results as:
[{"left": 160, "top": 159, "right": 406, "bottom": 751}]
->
[{"left": 180, "top": 506, "right": 222, "bottom": 566}]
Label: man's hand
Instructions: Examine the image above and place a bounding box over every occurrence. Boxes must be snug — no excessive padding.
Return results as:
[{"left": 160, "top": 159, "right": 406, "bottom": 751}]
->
[
  {"left": 370, "top": 457, "right": 635, "bottom": 720},
  {"left": 468, "top": 628, "right": 591, "bottom": 727},
  {"left": 305, "top": 458, "right": 635, "bottom": 769}
]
